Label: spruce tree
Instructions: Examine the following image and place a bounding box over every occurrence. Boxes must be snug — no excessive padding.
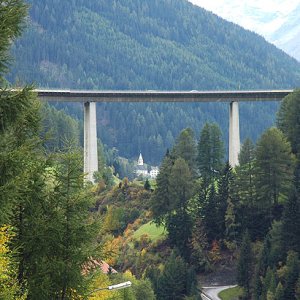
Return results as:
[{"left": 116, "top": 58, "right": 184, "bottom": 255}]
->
[
  {"left": 172, "top": 128, "right": 197, "bottom": 174},
  {"left": 217, "top": 162, "right": 234, "bottom": 239},
  {"left": 144, "top": 178, "right": 151, "bottom": 190},
  {"left": 237, "top": 231, "right": 252, "bottom": 296},
  {"left": 150, "top": 153, "right": 174, "bottom": 225},
  {"left": 283, "top": 251, "right": 299, "bottom": 300},
  {"left": 275, "top": 282, "right": 284, "bottom": 300},
  {"left": 255, "top": 127, "right": 294, "bottom": 208},
  {"left": 157, "top": 252, "right": 188, "bottom": 300},
  {"left": 277, "top": 89, "right": 300, "bottom": 156},
  {"left": 197, "top": 122, "right": 224, "bottom": 184},
  {"left": 235, "top": 138, "right": 256, "bottom": 206},
  {"left": 281, "top": 189, "right": 300, "bottom": 254}
]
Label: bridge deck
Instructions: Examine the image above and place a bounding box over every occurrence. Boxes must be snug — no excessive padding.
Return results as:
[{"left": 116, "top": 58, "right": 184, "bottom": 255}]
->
[{"left": 36, "top": 89, "right": 293, "bottom": 102}]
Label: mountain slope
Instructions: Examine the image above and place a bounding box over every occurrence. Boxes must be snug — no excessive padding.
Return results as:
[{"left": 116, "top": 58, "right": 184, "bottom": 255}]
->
[{"left": 8, "top": 0, "right": 300, "bottom": 164}]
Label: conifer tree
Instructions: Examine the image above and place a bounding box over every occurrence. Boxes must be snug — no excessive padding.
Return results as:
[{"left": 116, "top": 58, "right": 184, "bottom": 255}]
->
[
  {"left": 197, "top": 122, "right": 224, "bottom": 184},
  {"left": 283, "top": 251, "right": 299, "bottom": 300},
  {"left": 295, "top": 276, "right": 300, "bottom": 300},
  {"left": 275, "top": 282, "right": 284, "bottom": 300},
  {"left": 236, "top": 138, "right": 256, "bottom": 206},
  {"left": 150, "top": 153, "right": 174, "bottom": 225},
  {"left": 253, "top": 236, "right": 271, "bottom": 300},
  {"left": 202, "top": 183, "right": 218, "bottom": 242},
  {"left": 144, "top": 178, "right": 151, "bottom": 190},
  {"left": 281, "top": 189, "right": 300, "bottom": 254},
  {"left": 277, "top": 89, "right": 300, "bottom": 156},
  {"left": 237, "top": 231, "right": 252, "bottom": 296},
  {"left": 172, "top": 128, "right": 197, "bottom": 174},
  {"left": 255, "top": 127, "right": 294, "bottom": 208},
  {"left": 0, "top": 0, "right": 27, "bottom": 76},
  {"left": 156, "top": 252, "right": 188, "bottom": 300},
  {"left": 217, "top": 162, "right": 234, "bottom": 239}
]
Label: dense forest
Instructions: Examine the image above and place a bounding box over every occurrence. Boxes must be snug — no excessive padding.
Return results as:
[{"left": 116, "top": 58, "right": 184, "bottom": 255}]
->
[
  {"left": 7, "top": 0, "right": 300, "bottom": 164},
  {"left": 2, "top": 1, "right": 300, "bottom": 299}
]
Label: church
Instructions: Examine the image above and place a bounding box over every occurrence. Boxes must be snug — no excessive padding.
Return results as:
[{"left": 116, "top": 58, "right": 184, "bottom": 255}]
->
[{"left": 135, "top": 153, "right": 159, "bottom": 179}]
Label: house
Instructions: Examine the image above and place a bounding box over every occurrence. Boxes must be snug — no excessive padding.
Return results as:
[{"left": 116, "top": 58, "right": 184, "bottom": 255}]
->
[{"left": 150, "top": 167, "right": 159, "bottom": 179}]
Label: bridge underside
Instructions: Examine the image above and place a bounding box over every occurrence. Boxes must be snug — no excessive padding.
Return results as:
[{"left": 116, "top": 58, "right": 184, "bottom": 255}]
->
[{"left": 36, "top": 89, "right": 293, "bottom": 182}]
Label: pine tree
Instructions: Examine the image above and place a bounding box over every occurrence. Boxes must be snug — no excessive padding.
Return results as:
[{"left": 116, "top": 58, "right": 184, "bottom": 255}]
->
[
  {"left": 168, "top": 158, "right": 193, "bottom": 210},
  {"left": 166, "top": 208, "right": 193, "bottom": 259},
  {"left": 236, "top": 138, "right": 256, "bottom": 206},
  {"left": 283, "top": 251, "right": 299, "bottom": 300},
  {"left": 217, "top": 162, "right": 234, "bottom": 240},
  {"left": 281, "top": 189, "right": 300, "bottom": 254},
  {"left": 157, "top": 252, "right": 188, "bottom": 300},
  {"left": 202, "top": 184, "right": 219, "bottom": 242},
  {"left": 237, "top": 231, "right": 252, "bottom": 296},
  {"left": 275, "top": 282, "right": 284, "bottom": 300},
  {"left": 14, "top": 149, "right": 98, "bottom": 299},
  {"left": 189, "top": 218, "right": 209, "bottom": 272},
  {"left": 172, "top": 128, "right": 197, "bottom": 174},
  {"left": 253, "top": 236, "right": 271, "bottom": 300},
  {"left": 197, "top": 122, "right": 224, "bottom": 184},
  {"left": 0, "top": 0, "right": 27, "bottom": 76},
  {"left": 255, "top": 127, "right": 295, "bottom": 208},
  {"left": 144, "top": 178, "right": 151, "bottom": 190},
  {"left": 277, "top": 89, "right": 300, "bottom": 156},
  {"left": 150, "top": 153, "right": 174, "bottom": 225},
  {"left": 295, "top": 276, "right": 300, "bottom": 300}
]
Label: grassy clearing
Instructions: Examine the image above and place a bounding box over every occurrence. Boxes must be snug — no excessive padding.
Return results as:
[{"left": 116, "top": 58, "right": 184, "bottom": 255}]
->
[
  {"left": 133, "top": 221, "right": 166, "bottom": 242},
  {"left": 218, "top": 286, "right": 243, "bottom": 300}
]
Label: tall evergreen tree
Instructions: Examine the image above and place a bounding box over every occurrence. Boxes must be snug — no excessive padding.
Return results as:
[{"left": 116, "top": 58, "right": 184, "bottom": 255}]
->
[
  {"left": 237, "top": 231, "right": 253, "bottom": 296},
  {"left": 172, "top": 128, "right": 197, "bottom": 174},
  {"left": 277, "top": 89, "right": 300, "bottom": 156},
  {"left": 197, "top": 122, "right": 224, "bottom": 184},
  {"left": 255, "top": 127, "right": 294, "bottom": 208},
  {"left": 166, "top": 158, "right": 194, "bottom": 257},
  {"left": 156, "top": 252, "right": 188, "bottom": 300},
  {"left": 202, "top": 183, "right": 219, "bottom": 242},
  {"left": 236, "top": 138, "right": 256, "bottom": 206},
  {"left": 217, "top": 162, "right": 234, "bottom": 240},
  {"left": 281, "top": 189, "right": 300, "bottom": 254},
  {"left": 0, "top": 0, "right": 27, "bottom": 76},
  {"left": 283, "top": 251, "right": 299, "bottom": 300},
  {"left": 150, "top": 152, "right": 174, "bottom": 225}
]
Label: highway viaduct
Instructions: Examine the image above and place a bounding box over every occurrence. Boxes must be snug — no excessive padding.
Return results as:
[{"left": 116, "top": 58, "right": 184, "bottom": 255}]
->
[{"left": 37, "top": 89, "right": 293, "bottom": 182}]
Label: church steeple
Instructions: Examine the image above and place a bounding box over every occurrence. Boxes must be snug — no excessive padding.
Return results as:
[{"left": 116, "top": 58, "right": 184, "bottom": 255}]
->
[{"left": 138, "top": 153, "right": 143, "bottom": 166}]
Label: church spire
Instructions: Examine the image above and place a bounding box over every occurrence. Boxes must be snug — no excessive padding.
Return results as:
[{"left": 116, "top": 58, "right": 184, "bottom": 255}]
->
[{"left": 138, "top": 152, "right": 143, "bottom": 166}]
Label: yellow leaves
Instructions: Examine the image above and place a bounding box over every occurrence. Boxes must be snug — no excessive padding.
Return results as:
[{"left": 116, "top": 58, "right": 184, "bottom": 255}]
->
[
  {"left": 88, "top": 272, "right": 112, "bottom": 300},
  {"left": 102, "top": 235, "right": 123, "bottom": 266},
  {"left": 0, "top": 225, "right": 27, "bottom": 300},
  {"left": 0, "top": 226, "right": 13, "bottom": 282}
]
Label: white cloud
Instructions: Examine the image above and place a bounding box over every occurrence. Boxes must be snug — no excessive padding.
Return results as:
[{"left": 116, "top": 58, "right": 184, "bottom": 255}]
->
[{"left": 188, "top": 0, "right": 299, "bottom": 36}]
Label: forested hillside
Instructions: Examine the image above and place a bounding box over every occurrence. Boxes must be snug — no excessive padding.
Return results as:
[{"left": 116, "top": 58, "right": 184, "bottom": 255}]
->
[{"left": 8, "top": 0, "right": 300, "bottom": 163}]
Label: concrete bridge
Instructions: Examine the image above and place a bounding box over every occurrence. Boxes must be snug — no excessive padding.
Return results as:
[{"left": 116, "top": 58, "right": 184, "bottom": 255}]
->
[{"left": 37, "top": 89, "right": 293, "bottom": 182}]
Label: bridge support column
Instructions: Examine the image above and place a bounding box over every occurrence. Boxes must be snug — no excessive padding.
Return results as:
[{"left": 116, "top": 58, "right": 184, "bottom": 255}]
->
[
  {"left": 229, "top": 101, "right": 240, "bottom": 167},
  {"left": 84, "top": 102, "right": 98, "bottom": 182}
]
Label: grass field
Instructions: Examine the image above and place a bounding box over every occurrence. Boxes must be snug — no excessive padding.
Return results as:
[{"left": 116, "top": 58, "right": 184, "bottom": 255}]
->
[
  {"left": 218, "top": 286, "right": 243, "bottom": 300},
  {"left": 133, "top": 221, "right": 166, "bottom": 242}
]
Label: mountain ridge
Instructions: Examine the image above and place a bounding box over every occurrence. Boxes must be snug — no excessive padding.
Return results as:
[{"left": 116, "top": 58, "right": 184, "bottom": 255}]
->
[{"left": 8, "top": 0, "right": 300, "bottom": 164}]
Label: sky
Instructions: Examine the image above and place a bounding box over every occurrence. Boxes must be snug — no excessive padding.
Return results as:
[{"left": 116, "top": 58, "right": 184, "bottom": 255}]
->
[{"left": 187, "top": 0, "right": 299, "bottom": 38}]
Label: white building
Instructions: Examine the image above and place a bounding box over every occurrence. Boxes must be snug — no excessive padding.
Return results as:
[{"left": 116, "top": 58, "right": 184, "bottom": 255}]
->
[
  {"left": 135, "top": 153, "right": 159, "bottom": 179},
  {"left": 150, "top": 167, "right": 159, "bottom": 179},
  {"left": 136, "top": 153, "right": 149, "bottom": 177}
]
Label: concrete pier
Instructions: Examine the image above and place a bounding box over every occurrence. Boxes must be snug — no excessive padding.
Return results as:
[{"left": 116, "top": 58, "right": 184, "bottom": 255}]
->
[
  {"left": 84, "top": 102, "right": 98, "bottom": 182},
  {"left": 229, "top": 101, "right": 240, "bottom": 167}
]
